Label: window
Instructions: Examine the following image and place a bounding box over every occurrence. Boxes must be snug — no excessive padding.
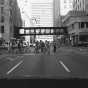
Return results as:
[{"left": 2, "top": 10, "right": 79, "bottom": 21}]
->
[
  {"left": 81, "top": 22, "right": 85, "bottom": 28},
  {"left": 0, "top": 0, "right": 4, "bottom": 5},
  {"left": 1, "top": 26, "right": 4, "bottom": 33},
  {"left": 78, "top": 5, "right": 79, "bottom": 10},
  {"left": 1, "top": 7, "right": 4, "bottom": 14},
  {"left": 1, "top": 16, "right": 4, "bottom": 23},
  {"left": 86, "top": 22, "right": 88, "bottom": 28},
  {"left": 72, "top": 24, "right": 74, "bottom": 29},
  {"left": 79, "top": 22, "right": 81, "bottom": 29}
]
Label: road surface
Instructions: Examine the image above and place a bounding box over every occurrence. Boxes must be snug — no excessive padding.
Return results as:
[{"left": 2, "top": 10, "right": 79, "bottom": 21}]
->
[{"left": 0, "top": 47, "right": 88, "bottom": 79}]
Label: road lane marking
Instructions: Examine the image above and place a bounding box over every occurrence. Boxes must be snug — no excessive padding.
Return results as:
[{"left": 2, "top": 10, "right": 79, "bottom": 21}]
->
[
  {"left": 59, "top": 60, "right": 71, "bottom": 73},
  {"left": 6, "top": 60, "right": 23, "bottom": 75}
]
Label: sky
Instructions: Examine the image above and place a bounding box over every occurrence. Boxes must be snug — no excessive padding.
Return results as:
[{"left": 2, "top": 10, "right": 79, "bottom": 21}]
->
[{"left": 17, "top": 0, "right": 73, "bottom": 27}]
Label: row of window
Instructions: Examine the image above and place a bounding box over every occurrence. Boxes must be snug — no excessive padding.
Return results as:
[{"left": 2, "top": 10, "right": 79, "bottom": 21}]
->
[
  {"left": 71, "top": 22, "right": 88, "bottom": 29},
  {"left": 79, "top": 22, "right": 88, "bottom": 28},
  {"left": 0, "top": 7, "right": 14, "bottom": 23},
  {"left": 0, "top": 0, "right": 5, "bottom": 34},
  {"left": 0, "top": 6, "right": 4, "bottom": 23}
]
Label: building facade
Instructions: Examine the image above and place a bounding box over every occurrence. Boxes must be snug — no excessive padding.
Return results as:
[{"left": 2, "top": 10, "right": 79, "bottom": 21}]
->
[
  {"left": 31, "top": 2, "right": 53, "bottom": 27},
  {"left": 73, "top": 0, "right": 88, "bottom": 12},
  {"left": 61, "top": 0, "right": 88, "bottom": 46},
  {"left": 53, "top": 0, "right": 60, "bottom": 27},
  {"left": 73, "top": 0, "right": 85, "bottom": 11},
  {"left": 0, "top": 0, "right": 22, "bottom": 42},
  {"left": 31, "top": 2, "right": 53, "bottom": 42},
  {"left": 53, "top": 0, "right": 73, "bottom": 27},
  {"left": 62, "top": 10, "right": 88, "bottom": 46}
]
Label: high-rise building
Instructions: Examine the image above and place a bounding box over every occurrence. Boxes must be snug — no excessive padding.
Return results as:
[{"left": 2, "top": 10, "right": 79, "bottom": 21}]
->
[
  {"left": 31, "top": 2, "right": 53, "bottom": 27},
  {"left": 53, "top": 0, "right": 60, "bottom": 27},
  {"left": 73, "top": 0, "right": 85, "bottom": 11},
  {"left": 0, "top": 0, "right": 22, "bottom": 42},
  {"left": 62, "top": 0, "right": 88, "bottom": 46},
  {"left": 61, "top": 0, "right": 73, "bottom": 15},
  {"left": 31, "top": 1, "right": 53, "bottom": 42},
  {"left": 73, "top": 0, "right": 88, "bottom": 12},
  {"left": 53, "top": 0, "right": 73, "bottom": 27}
]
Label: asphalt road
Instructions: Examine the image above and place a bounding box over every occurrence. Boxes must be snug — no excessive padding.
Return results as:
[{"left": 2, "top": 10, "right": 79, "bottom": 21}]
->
[{"left": 0, "top": 47, "right": 88, "bottom": 79}]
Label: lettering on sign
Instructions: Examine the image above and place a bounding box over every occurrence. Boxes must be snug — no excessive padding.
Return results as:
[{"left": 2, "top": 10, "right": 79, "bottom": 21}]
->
[
  {"left": 41, "top": 29, "right": 45, "bottom": 34},
  {"left": 26, "top": 30, "right": 30, "bottom": 34},
  {"left": 20, "top": 29, "right": 24, "bottom": 34},
  {"left": 46, "top": 29, "right": 50, "bottom": 33},
  {"left": 36, "top": 29, "right": 40, "bottom": 34},
  {"left": 51, "top": 29, "right": 53, "bottom": 33},
  {"left": 31, "top": 29, "right": 34, "bottom": 33}
]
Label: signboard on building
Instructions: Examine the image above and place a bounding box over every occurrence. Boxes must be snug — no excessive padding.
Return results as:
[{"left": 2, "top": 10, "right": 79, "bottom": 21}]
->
[{"left": 19, "top": 29, "right": 24, "bottom": 34}]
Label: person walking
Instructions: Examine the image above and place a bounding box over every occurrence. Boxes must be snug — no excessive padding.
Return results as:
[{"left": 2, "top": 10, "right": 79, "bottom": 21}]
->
[
  {"left": 18, "top": 40, "right": 21, "bottom": 54},
  {"left": 45, "top": 41, "right": 50, "bottom": 55},
  {"left": 53, "top": 41, "right": 57, "bottom": 54}
]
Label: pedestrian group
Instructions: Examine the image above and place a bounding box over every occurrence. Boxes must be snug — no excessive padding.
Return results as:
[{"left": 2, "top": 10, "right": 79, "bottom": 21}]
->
[{"left": 2, "top": 39, "right": 57, "bottom": 55}]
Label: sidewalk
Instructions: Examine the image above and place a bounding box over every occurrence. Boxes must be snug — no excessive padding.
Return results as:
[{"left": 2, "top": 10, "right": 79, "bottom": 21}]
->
[{"left": 56, "top": 46, "right": 88, "bottom": 56}]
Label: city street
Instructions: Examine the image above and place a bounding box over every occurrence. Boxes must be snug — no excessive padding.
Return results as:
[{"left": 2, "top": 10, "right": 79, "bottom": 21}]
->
[{"left": 0, "top": 47, "right": 88, "bottom": 79}]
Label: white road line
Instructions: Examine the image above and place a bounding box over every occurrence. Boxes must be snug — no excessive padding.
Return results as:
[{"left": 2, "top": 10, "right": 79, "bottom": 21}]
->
[
  {"left": 6, "top": 60, "right": 23, "bottom": 75},
  {"left": 59, "top": 60, "right": 71, "bottom": 72}
]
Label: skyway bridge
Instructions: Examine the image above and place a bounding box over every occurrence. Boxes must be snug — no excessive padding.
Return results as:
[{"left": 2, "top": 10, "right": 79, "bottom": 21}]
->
[{"left": 16, "top": 27, "right": 68, "bottom": 36}]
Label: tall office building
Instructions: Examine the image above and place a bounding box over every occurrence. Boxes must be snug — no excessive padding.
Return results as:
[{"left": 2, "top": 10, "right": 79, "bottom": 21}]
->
[
  {"left": 73, "top": 0, "right": 88, "bottom": 12},
  {"left": 53, "top": 0, "right": 60, "bottom": 27},
  {"left": 61, "top": 0, "right": 73, "bottom": 15},
  {"left": 0, "top": 0, "right": 22, "bottom": 42},
  {"left": 73, "top": 0, "right": 85, "bottom": 11},
  {"left": 53, "top": 0, "right": 73, "bottom": 27},
  {"left": 31, "top": 1, "right": 53, "bottom": 42},
  {"left": 31, "top": 1, "right": 53, "bottom": 27}
]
